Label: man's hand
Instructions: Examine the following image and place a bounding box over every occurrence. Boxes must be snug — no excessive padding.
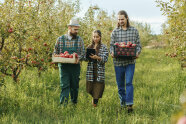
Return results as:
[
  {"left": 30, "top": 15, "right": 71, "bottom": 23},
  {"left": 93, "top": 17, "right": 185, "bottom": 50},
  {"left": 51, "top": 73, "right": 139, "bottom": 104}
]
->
[
  {"left": 111, "top": 52, "right": 115, "bottom": 58},
  {"left": 75, "top": 58, "right": 79, "bottom": 64},
  {"left": 133, "top": 53, "right": 139, "bottom": 59}
]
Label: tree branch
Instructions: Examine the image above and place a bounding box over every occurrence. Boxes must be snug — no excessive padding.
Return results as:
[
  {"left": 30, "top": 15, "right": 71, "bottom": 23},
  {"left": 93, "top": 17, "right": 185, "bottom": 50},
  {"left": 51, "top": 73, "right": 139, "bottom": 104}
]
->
[{"left": 0, "top": 37, "right": 5, "bottom": 52}]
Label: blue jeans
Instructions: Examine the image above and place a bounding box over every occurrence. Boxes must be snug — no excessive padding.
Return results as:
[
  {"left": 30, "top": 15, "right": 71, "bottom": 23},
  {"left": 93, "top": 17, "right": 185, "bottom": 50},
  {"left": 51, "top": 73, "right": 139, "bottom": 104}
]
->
[{"left": 114, "top": 64, "right": 135, "bottom": 106}]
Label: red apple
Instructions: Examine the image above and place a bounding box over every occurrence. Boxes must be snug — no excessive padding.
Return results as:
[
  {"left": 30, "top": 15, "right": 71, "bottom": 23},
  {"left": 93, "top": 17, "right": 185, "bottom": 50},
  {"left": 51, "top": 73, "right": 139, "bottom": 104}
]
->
[
  {"left": 50, "top": 62, "right": 55, "bottom": 65},
  {"left": 69, "top": 54, "right": 73, "bottom": 58},
  {"left": 28, "top": 48, "right": 33, "bottom": 51},
  {"left": 115, "top": 48, "right": 119, "bottom": 52},
  {"left": 120, "top": 42, "right": 126, "bottom": 45},
  {"left": 127, "top": 42, "right": 132, "bottom": 47},
  {"left": 64, "top": 54, "right": 69, "bottom": 58},
  {"left": 60, "top": 53, "right": 65, "bottom": 57},
  {"left": 114, "top": 42, "right": 119, "bottom": 46},
  {"left": 43, "top": 43, "right": 47, "bottom": 46},
  {"left": 127, "top": 41, "right": 132, "bottom": 45},
  {"left": 165, "top": 53, "right": 169, "bottom": 56},
  {"left": 64, "top": 51, "right": 69, "bottom": 55},
  {"left": 8, "top": 28, "right": 13, "bottom": 33},
  {"left": 74, "top": 53, "right": 78, "bottom": 58},
  {"left": 26, "top": 54, "right": 30, "bottom": 58},
  {"left": 131, "top": 52, "right": 135, "bottom": 56},
  {"left": 122, "top": 51, "right": 125, "bottom": 55},
  {"left": 31, "top": 61, "right": 36, "bottom": 64},
  {"left": 117, "top": 51, "right": 121, "bottom": 55},
  {"left": 20, "top": 58, "right": 25, "bottom": 61},
  {"left": 34, "top": 38, "right": 38, "bottom": 41},
  {"left": 120, "top": 44, "right": 126, "bottom": 48},
  {"left": 132, "top": 44, "right": 136, "bottom": 47}
]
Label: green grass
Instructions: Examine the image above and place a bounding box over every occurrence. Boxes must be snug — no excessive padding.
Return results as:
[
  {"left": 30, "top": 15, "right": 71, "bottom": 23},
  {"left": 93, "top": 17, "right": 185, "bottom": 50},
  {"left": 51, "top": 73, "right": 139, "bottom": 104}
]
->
[{"left": 0, "top": 48, "right": 186, "bottom": 124}]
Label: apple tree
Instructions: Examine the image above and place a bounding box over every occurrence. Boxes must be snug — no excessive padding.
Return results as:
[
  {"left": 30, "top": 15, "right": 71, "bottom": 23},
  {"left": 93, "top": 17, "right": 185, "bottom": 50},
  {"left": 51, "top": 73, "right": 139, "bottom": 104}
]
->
[
  {"left": 0, "top": 0, "right": 80, "bottom": 82},
  {"left": 79, "top": 5, "right": 115, "bottom": 47},
  {"left": 156, "top": 0, "right": 186, "bottom": 68}
]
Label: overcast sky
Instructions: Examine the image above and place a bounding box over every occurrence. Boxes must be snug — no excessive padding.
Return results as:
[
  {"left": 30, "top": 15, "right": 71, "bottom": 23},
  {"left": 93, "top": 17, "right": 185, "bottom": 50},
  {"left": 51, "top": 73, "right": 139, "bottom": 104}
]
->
[{"left": 75, "top": 0, "right": 169, "bottom": 34}]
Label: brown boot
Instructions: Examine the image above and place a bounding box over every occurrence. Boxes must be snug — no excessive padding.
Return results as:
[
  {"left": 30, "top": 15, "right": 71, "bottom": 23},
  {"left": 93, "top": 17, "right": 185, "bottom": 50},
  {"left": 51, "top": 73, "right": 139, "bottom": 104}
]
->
[
  {"left": 93, "top": 103, "right": 97, "bottom": 107},
  {"left": 92, "top": 99, "right": 98, "bottom": 107}
]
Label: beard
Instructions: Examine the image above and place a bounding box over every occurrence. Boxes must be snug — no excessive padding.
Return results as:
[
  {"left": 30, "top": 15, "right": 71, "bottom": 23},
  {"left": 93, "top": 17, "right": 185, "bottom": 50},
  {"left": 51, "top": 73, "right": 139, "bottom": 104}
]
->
[
  {"left": 70, "top": 32, "right": 77, "bottom": 39},
  {"left": 119, "top": 22, "right": 126, "bottom": 27}
]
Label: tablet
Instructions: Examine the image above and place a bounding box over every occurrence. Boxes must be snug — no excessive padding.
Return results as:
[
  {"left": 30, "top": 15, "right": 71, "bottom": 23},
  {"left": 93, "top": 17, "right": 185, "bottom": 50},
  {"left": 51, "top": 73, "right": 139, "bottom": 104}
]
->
[{"left": 86, "top": 48, "right": 96, "bottom": 61}]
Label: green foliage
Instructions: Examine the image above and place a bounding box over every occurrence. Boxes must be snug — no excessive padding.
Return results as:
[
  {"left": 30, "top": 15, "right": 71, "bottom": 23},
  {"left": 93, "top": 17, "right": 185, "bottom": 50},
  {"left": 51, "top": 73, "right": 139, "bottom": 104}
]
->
[
  {"left": 79, "top": 5, "right": 115, "bottom": 47},
  {"left": 0, "top": 0, "right": 79, "bottom": 82},
  {"left": 156, "top": 0, "right": 186, "bottom": 68},
  {"left": 0, "top": 48, "right": 185, "bottom": 123},
  {"left": 131, "top": 22, "right": 154, "bottom": 46}
]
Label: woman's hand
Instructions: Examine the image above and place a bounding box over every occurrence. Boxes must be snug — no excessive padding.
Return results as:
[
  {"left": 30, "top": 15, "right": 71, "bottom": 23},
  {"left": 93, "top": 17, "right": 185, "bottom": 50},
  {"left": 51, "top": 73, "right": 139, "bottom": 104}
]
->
[{"left": 89, "top": 54, "right": 101, "bottom": 60}]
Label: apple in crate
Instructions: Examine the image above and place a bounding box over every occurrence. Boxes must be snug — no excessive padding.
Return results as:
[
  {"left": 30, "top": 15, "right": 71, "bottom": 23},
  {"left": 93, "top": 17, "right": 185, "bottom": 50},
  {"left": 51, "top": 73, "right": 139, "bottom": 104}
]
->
[
  {"left": 126, "top": 42, "right": 132, "bottom": 48},
  {"left": 132, "top": 44, "right": 136, "bottom": 47},
  {"left": 74, "top": 53, "right": 78, "bottom": 58},
  {"left": 52, "top": 52, "right": 77, "bottom": 63},
  {"left": 69, "top": 54, "right": 73, "bottom": 58},
  {"left": 117, "top": 51, "right": 121, "bottom": 55},
  {"left": 114, "top": 42, "right": 119, "bottom": 46},
  {"left": 119, "top": 42, "right": 126, "bottom": 48},
  {"left": 64, "top": 54, "right": 69, "bottom": 58},
  {"left": 131, "top": 52, "right": 135, "bottom": 56},
  {"left": 59, "top": 53, "right": 65, "bottom": 57},
  {"left": 122, "top": 51, "right": 125, "bottom": 55},
  {"left": 64, "top": 51, "right": 69, "bottom": 54}
]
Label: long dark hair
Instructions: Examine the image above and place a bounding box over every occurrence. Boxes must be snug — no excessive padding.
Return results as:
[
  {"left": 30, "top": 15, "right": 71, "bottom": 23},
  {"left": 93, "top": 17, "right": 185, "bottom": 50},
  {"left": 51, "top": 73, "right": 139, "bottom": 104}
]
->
[
  {"left": 88, "top": 30, "right": 102, "bottom": 55},
  {"left": 117, "top": 10, "right": 130, "bottom": 28}
]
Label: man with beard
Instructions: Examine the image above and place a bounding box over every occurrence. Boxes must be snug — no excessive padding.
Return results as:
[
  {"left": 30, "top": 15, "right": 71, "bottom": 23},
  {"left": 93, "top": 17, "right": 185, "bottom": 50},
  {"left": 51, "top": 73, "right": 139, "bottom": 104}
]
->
[
  {"left": 54, "top": 18, "right": 85, "bottom": 106},
  {"left": 110, "top": 10, "right": 142, "bottom": 113}
]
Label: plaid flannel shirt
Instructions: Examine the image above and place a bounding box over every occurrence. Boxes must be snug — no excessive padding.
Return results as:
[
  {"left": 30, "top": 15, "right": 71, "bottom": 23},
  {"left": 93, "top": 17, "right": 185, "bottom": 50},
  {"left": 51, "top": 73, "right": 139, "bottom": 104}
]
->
[
  {"left": 86, "top": 44, "right": 109, "bottom": 82},
  {"left": 110, "top": 26, "right": 142, "bottom": 66},
  {"left": 54, "top": 34, "right": 85, "bottom": 61}
]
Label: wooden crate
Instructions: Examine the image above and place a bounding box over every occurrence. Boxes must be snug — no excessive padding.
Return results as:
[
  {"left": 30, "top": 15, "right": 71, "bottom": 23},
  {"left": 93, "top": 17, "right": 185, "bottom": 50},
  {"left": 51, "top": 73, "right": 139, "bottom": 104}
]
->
[{"left": 52, "top": 54, "right": 76, "bottom": 64}]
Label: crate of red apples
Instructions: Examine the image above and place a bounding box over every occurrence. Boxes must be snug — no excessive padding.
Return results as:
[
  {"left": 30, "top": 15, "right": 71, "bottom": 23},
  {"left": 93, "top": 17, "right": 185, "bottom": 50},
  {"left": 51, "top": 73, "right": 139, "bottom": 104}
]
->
[
  {"left": 52, "top": 51, "right": 78, "bottom": 63},
  {"left": 114, "top": 42, "right": 137, "bottom": 58}
]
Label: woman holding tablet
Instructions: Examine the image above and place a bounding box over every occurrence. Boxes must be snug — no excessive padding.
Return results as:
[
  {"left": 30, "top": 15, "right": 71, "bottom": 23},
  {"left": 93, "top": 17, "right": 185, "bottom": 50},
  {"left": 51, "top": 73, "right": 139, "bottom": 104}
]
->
[{"left": 86, "top": 30, "right": 109, "bottom": 107}]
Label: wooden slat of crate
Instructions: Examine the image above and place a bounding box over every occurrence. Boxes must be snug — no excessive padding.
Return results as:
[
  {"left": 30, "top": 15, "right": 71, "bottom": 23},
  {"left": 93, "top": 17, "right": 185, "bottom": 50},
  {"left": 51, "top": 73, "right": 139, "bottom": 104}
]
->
[{"left": 52, "top": 55, "right": 76, "bottom": 64}]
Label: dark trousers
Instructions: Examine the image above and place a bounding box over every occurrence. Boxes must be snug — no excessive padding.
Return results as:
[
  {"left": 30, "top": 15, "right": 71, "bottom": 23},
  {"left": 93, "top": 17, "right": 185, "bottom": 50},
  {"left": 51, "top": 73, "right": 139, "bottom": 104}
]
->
[{"left": 58, "top": 64, "right": 80, "bottom": 105}]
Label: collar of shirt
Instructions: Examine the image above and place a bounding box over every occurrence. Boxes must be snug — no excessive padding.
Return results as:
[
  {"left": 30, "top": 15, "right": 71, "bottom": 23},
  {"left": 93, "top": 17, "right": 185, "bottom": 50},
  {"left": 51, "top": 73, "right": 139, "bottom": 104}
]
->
[
  {"left": 116, "top": 26, "right": 131, "bottom": 31},
  {"left": 66, "top": 32, "right": 73, "bottom": 40}
]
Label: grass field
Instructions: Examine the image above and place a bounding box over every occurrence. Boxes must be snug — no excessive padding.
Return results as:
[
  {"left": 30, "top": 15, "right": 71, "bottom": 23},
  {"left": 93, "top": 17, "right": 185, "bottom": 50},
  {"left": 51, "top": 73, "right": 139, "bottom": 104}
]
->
[{"left": 0, "top": 48, "right": 186, "bottom": 124}]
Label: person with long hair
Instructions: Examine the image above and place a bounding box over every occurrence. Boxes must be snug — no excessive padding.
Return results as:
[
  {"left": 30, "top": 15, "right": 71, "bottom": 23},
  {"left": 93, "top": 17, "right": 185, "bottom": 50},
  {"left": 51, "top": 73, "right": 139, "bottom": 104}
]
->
[
  {"left": 110, "top": 10, "right": 142, "bottom": 113},
  {"left": 86, "top": 30, "right": 109, "bottom": 107}
]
